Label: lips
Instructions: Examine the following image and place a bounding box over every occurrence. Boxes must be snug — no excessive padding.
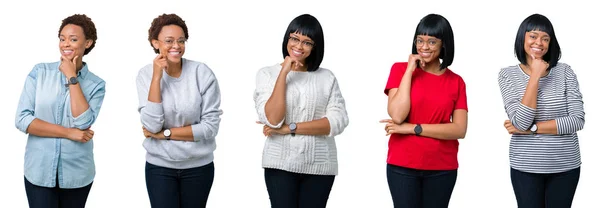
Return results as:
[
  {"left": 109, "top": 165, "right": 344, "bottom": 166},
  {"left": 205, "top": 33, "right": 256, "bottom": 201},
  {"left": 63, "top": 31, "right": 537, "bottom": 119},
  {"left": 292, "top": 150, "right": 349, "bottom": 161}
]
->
[
  {"left": 168, "top": 51, "right": 182, "bottom": 56},
  {"left": 420, "top": 52, "right": 432, "bottom": 58},
  {"left": 62, "top": 50, "right": 74, "bottom": 55},
  {"left": 291, "top": 49, "right": 304, "bottom": 57}
]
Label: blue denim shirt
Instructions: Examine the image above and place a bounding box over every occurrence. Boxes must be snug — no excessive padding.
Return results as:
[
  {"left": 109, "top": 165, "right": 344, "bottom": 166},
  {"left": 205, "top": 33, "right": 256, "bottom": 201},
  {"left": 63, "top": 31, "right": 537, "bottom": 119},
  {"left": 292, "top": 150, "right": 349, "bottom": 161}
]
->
[{"left": 15, "top": 61, "right": 106, "bottom": 188}]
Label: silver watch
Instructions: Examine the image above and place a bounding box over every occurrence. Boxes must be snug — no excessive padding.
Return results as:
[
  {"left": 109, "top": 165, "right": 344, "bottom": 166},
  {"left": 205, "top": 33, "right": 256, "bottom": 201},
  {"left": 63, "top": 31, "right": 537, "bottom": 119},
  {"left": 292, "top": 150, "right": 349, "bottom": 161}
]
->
[{"left": 163, "top": 129, "right": 171, "bottom": 140}]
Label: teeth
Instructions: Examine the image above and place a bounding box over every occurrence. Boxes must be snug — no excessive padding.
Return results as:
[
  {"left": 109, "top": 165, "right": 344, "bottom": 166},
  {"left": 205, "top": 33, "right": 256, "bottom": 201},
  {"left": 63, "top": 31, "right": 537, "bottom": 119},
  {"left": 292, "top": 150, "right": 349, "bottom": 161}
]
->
[{"left": 169, "top": 51, "right": 180, "bottom": 54}]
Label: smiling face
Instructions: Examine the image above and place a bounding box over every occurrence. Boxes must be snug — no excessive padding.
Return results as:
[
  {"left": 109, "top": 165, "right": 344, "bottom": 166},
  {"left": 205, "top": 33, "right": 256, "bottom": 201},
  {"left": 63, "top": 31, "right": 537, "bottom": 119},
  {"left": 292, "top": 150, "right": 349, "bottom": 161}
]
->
[
  {"left": 152, "top": 25, "right": 186, "bottom": 64},
  {"left": 524, "top": 30, "right": 550, "bottom": 59},
  {"left": 58, "top": 24, "right": 92, "bottom": 60},
  {"left": 415, "top": 35, "right": 442, "bottom": 64},
  {"left": 286, "top": 32, "right": 314, "bottom": 63}
]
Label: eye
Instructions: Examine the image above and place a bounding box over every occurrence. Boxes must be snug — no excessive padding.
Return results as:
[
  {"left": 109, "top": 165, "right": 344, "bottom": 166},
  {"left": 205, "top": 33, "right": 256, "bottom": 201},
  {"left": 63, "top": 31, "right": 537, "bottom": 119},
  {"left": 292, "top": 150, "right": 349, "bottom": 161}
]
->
[
  {"left": 416, "top": 39, "right": 424, "bottom": 44},
  {"left": 177, "top": 39, "right": 186, "bottom": 44},
  {"left": 303, "top": 41, "right": 314, "bottom": 47},
  {"left": 529, "top": 35, "right": 537, "bottom": 39},
  {"left": 60, "top": 38, "right": 65, "bottom": 42},
  {"left": 542, "top": 38, "right": 550, "bottom": 42},
  {"left": 71, "top": 39, "right": 78, "bottom": 42},
  {"left": 165, "top": 39, "right": 174, "bottom": 44},
  {"left": 290, "top": 37, "right": 300, "bottom": 42},
  {"left": 429, "top": 40, "right": 437, "bottom": 46}
]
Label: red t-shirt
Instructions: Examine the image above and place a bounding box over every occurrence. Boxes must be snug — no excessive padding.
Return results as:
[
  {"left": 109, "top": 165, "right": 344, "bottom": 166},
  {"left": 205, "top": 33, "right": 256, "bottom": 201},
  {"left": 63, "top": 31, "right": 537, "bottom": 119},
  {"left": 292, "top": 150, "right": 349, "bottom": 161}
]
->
[{"left": 384, "top": 62, "right": 468, "bottom": 170}]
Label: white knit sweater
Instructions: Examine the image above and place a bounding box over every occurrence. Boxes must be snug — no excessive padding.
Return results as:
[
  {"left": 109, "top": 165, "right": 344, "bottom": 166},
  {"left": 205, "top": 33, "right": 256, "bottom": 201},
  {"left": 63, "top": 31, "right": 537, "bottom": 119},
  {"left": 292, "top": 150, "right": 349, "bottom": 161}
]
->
[{"left": 254, "top": 64, "right": 349, "bottom": 175}]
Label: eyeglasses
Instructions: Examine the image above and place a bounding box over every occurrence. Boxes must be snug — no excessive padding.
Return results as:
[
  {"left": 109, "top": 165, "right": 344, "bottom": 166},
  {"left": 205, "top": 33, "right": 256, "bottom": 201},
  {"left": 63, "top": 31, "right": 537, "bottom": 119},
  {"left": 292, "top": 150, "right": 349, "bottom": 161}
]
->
[
  {"left": 160, "top": 38, "right": 187, "bottom": 47},
  {"left": 289, "top": 36, "right": 315, "bottom": 48},
  {"left": 414, "top": 38, "right": 441, "bottom": 48}
]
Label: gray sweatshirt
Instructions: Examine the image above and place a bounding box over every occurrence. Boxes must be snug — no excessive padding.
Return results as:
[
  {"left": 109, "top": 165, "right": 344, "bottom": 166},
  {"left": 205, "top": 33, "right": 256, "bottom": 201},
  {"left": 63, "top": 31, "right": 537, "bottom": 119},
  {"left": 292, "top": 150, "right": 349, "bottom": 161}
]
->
[{"left": 136, "top": 58, "right": 222, "bottom": 169}]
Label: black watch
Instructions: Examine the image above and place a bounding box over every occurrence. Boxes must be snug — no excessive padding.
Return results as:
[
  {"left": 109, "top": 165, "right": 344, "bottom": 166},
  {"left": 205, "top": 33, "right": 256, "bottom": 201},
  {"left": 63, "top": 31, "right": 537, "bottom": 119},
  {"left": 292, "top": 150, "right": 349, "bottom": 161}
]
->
[
  {"left": 414, "top": 124, "right": 423, "bottom": 136},
  {"left": 66, "top": 76, "right": 78, "bottom": 86}
]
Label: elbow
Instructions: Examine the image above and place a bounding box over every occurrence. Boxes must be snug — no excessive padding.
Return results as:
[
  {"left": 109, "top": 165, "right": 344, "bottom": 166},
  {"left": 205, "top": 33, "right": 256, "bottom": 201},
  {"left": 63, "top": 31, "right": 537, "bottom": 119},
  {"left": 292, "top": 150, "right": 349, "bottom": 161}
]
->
[
  {"left": 141, "top": 120, "right": 163, "bottom": 134},
  {"left": 388, "top": 109, "right": 407, "bottom": 124}
]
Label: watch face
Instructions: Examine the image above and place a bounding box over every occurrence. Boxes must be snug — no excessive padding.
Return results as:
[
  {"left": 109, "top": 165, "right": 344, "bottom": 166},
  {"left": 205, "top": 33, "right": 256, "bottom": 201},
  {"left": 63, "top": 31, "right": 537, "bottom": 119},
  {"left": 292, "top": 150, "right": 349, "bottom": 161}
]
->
[
  {"left": 69, "top": 77, "right": 78, "bottom": 84},
  {"left": 531, "top": 124, "right": 538, "bottom": 132},
  {"left": 164, "top": 129, "right": 171, "bottom": 137},
  {"left": 289, "top": 123, "right": 297, "bottom": 130},
  {"left": 415, "top": 125, "right": 423, "bottom": 134}
]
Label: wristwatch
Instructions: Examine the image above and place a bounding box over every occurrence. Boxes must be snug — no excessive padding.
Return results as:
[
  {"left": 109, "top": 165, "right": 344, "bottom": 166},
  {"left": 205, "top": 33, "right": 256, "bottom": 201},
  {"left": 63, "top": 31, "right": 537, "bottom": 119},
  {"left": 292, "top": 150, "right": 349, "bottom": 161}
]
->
[
  {"left": 530, "top": 124, "right": 538, "bottom": 134},
  {"left": 163, "top": 129, "right": 171, "bottom": 140},
  {"left": 414, "top": 124, "right": 423, "bottom": 136},
  {"left": 289, "top": 123, "right": 297, "bottom": 137},
  {"left": 65, "top": 76, "right": 78, "bottom": 86}
]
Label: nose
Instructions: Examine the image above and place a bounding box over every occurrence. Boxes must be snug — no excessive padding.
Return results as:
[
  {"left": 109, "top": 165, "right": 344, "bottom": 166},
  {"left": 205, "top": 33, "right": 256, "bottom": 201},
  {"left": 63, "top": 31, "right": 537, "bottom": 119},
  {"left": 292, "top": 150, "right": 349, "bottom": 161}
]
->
[
  {"left": 421, "top": 42, "right": 430, "bottom": 50},
  {"left": 534, "top": 38, "right": 543, "bottom": 45}
]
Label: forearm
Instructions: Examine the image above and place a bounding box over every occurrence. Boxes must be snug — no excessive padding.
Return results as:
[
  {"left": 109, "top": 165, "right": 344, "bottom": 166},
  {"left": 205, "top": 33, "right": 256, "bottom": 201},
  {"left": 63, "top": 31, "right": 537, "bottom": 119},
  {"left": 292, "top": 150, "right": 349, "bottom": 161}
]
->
[
  {"left": 68, "top": 83, "right": 90, "bottom": 117},
  {"left": 296, "top": 118, "right": 331, "bottom": 136},
  {"left": 521, "top": 77, "right": 540, "bottom": 109},
  {"left": 27, "top": 118, "right": 69, "bottom": 138},
  {"left": 420, "top": 123, "right": 466, "bottom": 140},
  {"left": 264, "top": 72, "right": 288, "bottom": 125},
  {"left": 388, "top": 72, "right": 412, "bottom": 123},
  {"left": 148, "top": 77, "right": 162, "bottom": 103},
  {"left": 535, "top": 120, "right": 558, "bottom": 135},
  {"left": 169, "top": 126, "right": 194, "bottom": 141}
]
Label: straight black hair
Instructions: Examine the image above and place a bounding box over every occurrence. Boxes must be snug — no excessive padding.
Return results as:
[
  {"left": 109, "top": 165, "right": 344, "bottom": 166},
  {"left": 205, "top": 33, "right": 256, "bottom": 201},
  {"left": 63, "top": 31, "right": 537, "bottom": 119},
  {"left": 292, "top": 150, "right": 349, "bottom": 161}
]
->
[
  {"left": 412, "top": 14, "right": 455, "bottom": 70},
  {"left": 282, "top": 14, "right": 324, "bottom": 72},
  {"left": 514, "top": 14, "right": 561, "bottom": 69}
]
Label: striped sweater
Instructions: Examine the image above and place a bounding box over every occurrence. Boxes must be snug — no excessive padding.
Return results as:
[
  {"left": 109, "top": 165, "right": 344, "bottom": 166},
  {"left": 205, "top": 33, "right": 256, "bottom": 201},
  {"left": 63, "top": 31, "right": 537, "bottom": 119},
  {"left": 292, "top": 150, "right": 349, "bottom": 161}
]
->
[{"left": 498, "top": 62, "right": 585, "bottom": 174}]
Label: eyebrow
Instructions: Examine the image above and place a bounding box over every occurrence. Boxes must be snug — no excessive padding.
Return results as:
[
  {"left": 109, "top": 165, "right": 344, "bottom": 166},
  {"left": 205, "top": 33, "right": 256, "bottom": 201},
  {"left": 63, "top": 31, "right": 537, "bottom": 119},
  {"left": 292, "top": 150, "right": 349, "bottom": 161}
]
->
[
  {"left": 529, "top": 31, "right": 550, "bottom": 37},
  {"left": 163, "top": 36, "right": 186, "bottom": 39},
  {"left": 59, "top": 35, "right": 80, "bottom": 38}
]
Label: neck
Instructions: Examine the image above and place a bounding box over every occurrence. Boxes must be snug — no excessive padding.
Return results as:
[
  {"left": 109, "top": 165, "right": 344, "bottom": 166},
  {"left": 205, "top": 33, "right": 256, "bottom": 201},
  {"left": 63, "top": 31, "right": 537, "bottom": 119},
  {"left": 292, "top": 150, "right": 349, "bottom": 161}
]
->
[
  {"left": 75, "top": 59, "right": 84, "bottom": 72},
  {"left": 421, "top": 59, "right": 442, "bottom": 73},
  {"left": 166, "top": 60, "right": 183, "bottom": 77}
]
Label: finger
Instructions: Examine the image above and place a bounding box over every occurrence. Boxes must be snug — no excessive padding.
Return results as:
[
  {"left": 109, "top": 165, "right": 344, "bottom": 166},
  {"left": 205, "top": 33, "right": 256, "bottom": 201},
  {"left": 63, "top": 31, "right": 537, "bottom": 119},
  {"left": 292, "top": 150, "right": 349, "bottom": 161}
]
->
[
  {"left": 256, "top": 121, "right": 263, "bottom": 124},
  {"left": 530, "top": 53, "right": 537, "bottom": 60},
  {"left": 379, "top": 119, "right": 392, "bottom": 123},
  {"left": 72, "top": 56, "right": 79, "bottom": 64}
]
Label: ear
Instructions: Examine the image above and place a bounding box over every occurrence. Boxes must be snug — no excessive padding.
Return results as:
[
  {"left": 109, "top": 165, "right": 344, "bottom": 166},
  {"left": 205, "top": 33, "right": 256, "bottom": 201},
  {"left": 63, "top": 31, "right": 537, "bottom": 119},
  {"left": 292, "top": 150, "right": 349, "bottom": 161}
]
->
[
  {"left": 152, "top": 39, "right": 159, "bottom": 50},
  {"left": 85, "top": 39, "right": 93, "bottom": 49}
]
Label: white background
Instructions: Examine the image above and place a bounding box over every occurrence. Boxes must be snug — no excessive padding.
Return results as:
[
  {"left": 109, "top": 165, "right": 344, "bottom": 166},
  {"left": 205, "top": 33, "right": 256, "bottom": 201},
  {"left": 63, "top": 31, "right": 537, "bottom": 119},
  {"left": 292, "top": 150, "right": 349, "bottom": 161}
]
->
[{"left": 1, "top": 0, "right": 598, "bottom": 207}]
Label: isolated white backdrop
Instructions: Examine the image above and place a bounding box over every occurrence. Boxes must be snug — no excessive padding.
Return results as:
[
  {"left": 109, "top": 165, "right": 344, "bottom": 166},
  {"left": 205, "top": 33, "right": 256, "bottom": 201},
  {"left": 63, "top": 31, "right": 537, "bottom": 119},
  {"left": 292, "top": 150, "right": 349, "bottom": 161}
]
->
[{"left": 1, "top": 0, "right": 598, "bottom": 207}]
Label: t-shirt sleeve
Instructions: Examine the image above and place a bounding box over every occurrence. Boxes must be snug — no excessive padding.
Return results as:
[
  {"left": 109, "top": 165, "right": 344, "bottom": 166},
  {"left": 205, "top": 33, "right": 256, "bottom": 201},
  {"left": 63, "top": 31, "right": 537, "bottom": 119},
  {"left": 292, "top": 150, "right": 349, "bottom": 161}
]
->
[
  {"left": 455, "top": 76, "right": 468, "bottom": 111},
  {"left": 384, "top": 62, "right": 408, "bottom": 95}
]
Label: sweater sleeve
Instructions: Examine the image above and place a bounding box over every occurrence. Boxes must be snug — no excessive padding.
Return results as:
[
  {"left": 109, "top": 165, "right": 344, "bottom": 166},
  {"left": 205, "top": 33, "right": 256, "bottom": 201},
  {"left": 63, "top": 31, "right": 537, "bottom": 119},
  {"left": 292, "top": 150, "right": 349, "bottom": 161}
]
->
[
  {"left": 254, "top": 67, "right": 284, "bottom": 128},
  {"left": 325, "top": 75, "right": 349, "bottom": 137},
  {"left": 136, "top": 67, "right": 165, "bottom": 133},
  {"left": 190, "top": 67, "right": 223, "bottom": 141},
  {"left": 498, "top": 68, "right": 535, "bottom": 131},
  {"left": 555, "top": 65, "right": 585, "bottom": 134}
]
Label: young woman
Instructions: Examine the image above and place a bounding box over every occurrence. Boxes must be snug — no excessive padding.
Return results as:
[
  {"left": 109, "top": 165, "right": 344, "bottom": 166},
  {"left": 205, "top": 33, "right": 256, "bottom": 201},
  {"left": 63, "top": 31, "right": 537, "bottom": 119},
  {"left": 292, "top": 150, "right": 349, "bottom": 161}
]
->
[
  {"left": 15, "top": 14, "right": 105, "bottom": 208},
  {"left": 498, "top": 13, "right": 584, "bottom": 208},
  {"left": 382, "top": 14, "right": 468, "bottom": 208},
  {"left": 253, "top": 14, "right": 349, "bottom": 208},
  {"left": 136, "top": 13, "right": 222, "bottom": 208}
]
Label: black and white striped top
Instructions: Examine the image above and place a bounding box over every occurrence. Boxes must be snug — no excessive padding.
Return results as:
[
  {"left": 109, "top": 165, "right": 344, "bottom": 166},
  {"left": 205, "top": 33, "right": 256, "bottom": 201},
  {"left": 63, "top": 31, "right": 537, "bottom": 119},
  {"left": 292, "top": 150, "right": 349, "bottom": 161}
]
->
[{"left": 498, "top": 62, "right": 585, "bottom": 174}]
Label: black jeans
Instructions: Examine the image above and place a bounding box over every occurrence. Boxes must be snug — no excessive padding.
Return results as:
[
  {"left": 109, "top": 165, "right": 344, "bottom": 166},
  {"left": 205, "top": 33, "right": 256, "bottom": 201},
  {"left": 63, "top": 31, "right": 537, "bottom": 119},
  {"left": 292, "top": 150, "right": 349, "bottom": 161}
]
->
[
  {"left": 145, "top": 162, "right": 215, "bottom": 208},
  {"left": 387, "top": 164, "right": 457, "bottom": 208},
  {"left": 24, "top": 177, "right": 93, "bottom": 208},
  {"left": 511, "top": 167, "right": 580, "bottom": 208},
  {"left": 264, "top": 168, "right": 335, "bottom": 208}
]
